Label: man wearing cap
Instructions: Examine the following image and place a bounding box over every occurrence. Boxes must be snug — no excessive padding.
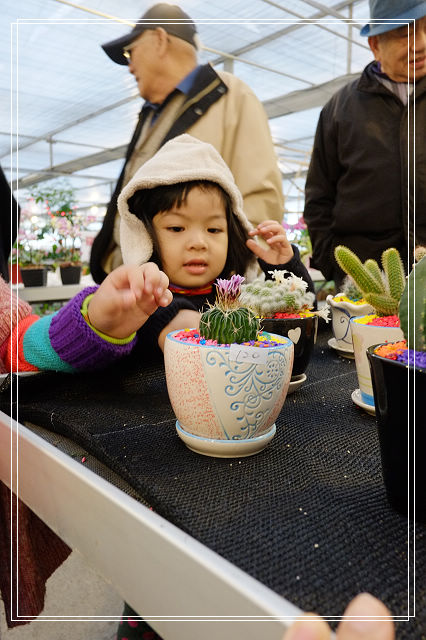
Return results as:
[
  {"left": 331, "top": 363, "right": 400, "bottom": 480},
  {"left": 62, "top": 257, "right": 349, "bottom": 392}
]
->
[
  {"left": 90, "top": 3, "right": 284, "bottom": 284},
  {"left": 303, "top": 0, "right": 426, "bottom": 288}
]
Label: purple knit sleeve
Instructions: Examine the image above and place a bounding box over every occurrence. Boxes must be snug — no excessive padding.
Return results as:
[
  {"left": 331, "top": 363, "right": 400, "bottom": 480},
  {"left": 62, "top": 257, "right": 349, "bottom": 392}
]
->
[{"left": 49, "top": 287, "right": 137, "bottom": 371}]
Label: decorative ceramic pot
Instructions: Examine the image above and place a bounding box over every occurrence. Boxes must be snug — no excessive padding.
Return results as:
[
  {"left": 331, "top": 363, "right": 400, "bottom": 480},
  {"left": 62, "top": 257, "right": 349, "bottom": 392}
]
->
[
  {"left": 60, "top": 264, "right": 82, "bottom": 285},
  {"left": 367, "top": 345, "right": 426, "bottom": 522},
  {"left": 326, "top": 294, "right": 373, "bottom": 352},
  {"left": 350, "top": 316, "right": 403, "bottom": 409},
  {"left": 260, "top": 315, "right": 318, "bottom": 379},
  {"left": 20, "top": 266, "right": 47, "bottom": 287},
  {"left": 164, "top": 330, "right": 294, "bottom": 458}
]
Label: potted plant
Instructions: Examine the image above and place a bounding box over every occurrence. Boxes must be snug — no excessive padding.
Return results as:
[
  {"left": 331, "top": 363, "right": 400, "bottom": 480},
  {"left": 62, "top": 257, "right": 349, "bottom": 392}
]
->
[
  {"left": 367, "top": 253, "right": 425, "bottom": 521},
  {"left": 334, "top": 246, "right": 405, "bottom": 413},
  {"left": 14, "top": 206, "right": 50, "bottom": 287},
  {"left": 239, "top": 269, "right": 329, "bottom": 390},
  {"left": 164, "top": 275, "right": 294, "bottom": 458},
  {"left": 31, "top": 181, "right": 83, "bottom": 285},
  {"left": 326, "top": 276, "right": 374, "bottom": 357}
]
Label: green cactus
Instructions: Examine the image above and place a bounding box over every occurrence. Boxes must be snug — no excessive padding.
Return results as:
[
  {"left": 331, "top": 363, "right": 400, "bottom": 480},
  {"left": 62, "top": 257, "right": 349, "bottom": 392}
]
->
[
  {"left": 200, "top": 306, "right": 259, "bottom": 344},
  {"left": 239, "top": 270, "right": 315, "bottom": 316},
  {"left": 334, "top": 246, "right": 405, "bottom": 316},
  {"left": 363, "top": 260, "right": 383, "bottom": 291},
  {"left": 398, "top": 255, "right": 426, "bottom": 352},
  {"left": 382, "top": 247, "right": 405, "bottom": 302},
  {"left": 199, "top": 274, "right": 260, "bottom": 344}
]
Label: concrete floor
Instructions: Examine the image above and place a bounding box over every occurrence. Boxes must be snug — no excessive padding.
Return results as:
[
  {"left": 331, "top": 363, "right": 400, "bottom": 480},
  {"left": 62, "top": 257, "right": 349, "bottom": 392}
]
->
[{"left": 0, "top": 551, "right": 123, "bottom": 640}]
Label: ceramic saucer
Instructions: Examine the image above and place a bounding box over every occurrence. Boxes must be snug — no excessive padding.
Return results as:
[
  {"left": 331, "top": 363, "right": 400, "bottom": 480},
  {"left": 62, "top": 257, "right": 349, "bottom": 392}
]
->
[
  {"left": 328, "top": 337, "right": 354, "bottom": 359},
  {"left": 287, "top": 373, "right": 307, "bottom": 394},
  {"left": 176, "top": 421, "right": 276, "bottom": 458},
  {"left": 351, "top": 389, "right": 376, "bottom": 416}
]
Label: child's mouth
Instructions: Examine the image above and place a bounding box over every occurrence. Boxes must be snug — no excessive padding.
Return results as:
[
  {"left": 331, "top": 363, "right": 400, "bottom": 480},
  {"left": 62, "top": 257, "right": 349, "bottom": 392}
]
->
[{"left": 183, "top": 261, "right": 208, "bottom": 275}]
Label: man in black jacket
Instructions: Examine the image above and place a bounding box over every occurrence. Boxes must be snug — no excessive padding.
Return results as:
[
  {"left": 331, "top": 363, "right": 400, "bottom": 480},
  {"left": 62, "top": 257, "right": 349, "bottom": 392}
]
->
[
  {"left": 304, "top": 0, "right": 426, "bottom": 289},
  {"left": 90, "top": 3, "right": 283, "bottom": 284}
]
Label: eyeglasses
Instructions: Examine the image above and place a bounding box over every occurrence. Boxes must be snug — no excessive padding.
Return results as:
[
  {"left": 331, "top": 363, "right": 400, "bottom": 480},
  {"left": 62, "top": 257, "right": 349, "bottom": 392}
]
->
[{"left": 123, "top": 32, "right": 149, "bottom": 60}]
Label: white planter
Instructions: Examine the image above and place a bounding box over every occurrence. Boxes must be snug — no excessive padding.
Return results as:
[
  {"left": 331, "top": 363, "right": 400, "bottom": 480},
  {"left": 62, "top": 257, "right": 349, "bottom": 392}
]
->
[
  {"left": 164, "top": 330, "right": 294, "bottom": 457},
  {"left": 326, "top": 294, "right": 374, "bottom": 351},
  {"left": 350, "top": 316, "right": 403, "bottom": 408}
]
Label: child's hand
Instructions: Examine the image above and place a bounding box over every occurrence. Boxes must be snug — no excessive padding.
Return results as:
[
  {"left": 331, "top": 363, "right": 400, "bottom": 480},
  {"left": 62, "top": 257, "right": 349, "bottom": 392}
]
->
[
  {"left": 87, "top": 263, "right": 172, "bottom": 339},
  {"left": 246, "top": 220, "right": 294, "bottom": 265}
]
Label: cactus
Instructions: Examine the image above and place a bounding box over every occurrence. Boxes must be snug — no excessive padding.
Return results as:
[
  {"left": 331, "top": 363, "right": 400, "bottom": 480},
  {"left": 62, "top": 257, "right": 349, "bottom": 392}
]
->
[
  {"left": 334, "top": 246, "right": 405, "bottom": 316},
  {"left": 341, "top": 275, "right": 363, "bottom": 300},
  {"left": 239, "top": 270, "right": 315, "bottom": 316},
  {"left": 199, "top": 275, "right": 260, "bottom": 344},
  {"left": 398, "top": 255, "right": 426, "bottom": 352}
]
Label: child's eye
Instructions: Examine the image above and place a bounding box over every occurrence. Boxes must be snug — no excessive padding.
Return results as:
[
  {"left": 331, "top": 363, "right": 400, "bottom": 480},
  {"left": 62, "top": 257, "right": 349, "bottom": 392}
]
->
[
  {"left": 167, "top": 226, "right": 184, "bottom": 232},
  {"left": 208, "top": 228, "right": 223, "bottom": 234}
]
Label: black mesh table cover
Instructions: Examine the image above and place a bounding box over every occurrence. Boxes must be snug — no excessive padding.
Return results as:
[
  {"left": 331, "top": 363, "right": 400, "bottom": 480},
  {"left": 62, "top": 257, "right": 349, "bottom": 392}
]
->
[{"left": 1, "top": 327, "right": 424, "bottom": 638}]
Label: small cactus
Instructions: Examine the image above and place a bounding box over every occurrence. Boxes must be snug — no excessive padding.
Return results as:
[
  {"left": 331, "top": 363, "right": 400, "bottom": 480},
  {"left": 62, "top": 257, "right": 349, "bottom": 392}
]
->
[
  {"left": 199, "top": 275, "right": 260, "bottom": 344},
  {"left": 239, "top": 270, "right": 315, "bottom": 316},
  {"left": 341, "top": 275, "right": 363, "bottom": 300},
  {"left": 334, "top": 246, "right": 405, "bottom": 316},
  {"left": 399, "top": 255, "right": 426, "bottom": 352}
]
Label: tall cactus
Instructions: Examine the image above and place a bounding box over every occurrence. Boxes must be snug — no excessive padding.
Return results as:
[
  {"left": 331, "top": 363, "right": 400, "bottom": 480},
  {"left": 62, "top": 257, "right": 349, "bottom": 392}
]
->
[
  {"left": 399, "top": 255, "right": 426, "bottom": 352},
  {"left": 334, "top": 246, "right": 405, "bottom": 316},
  {"left": 199, "top": 275, "right": 260, "bottom": 344}
]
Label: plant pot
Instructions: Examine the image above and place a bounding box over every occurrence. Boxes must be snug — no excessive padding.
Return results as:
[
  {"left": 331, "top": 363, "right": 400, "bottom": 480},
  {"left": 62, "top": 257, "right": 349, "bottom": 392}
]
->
[
  {"left": 20, "top": 266, "right": 48, "bottom": 287},
  {"left": 367, "top": 345, "right": 426, "bottom": 522},
  {"left": 8, "top": 263, "right": 22, "bottom": 284},
  {"left": 350, "top": 316, "right": 403, "bottom": 410},
  {"left": 164, "top": 330, "right": 294, "bottom": 458},
  {"left": 326, "top": 294, "right": 373, "bottom": 352},
  {"left": 260, "top": 315, "right": 318, "bottom": 379},
  {"left": 60, "top": 264, "right": 82, "bottom": 285}
]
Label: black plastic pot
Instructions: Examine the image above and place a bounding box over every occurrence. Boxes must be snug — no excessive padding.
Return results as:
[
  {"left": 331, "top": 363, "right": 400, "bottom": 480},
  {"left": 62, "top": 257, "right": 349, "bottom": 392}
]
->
[
  {"left": 20, "top": 267, "right": 48, "bottom": 287},
  {"left": 60, "top": 264, "right": 82, "bottom": 285},
  {"left": 261, "top": 315, "right": 318, "bottom": 378},
  {"left": 367, "top": 345, "right": 425, "bottom": 522}
]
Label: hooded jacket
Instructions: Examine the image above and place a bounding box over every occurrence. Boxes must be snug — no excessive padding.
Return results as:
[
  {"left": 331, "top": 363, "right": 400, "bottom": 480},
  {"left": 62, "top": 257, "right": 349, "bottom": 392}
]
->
[
  {"left": 304, "top": 61, "right": 426, "bottom": 285},
  {"left": 119, "top": 134, "right": 314, "bottom": 361}
]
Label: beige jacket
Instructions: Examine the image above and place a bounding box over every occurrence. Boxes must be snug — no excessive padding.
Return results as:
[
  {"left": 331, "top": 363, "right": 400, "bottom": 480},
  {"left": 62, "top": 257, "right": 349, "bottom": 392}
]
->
[{"left": 187, "top": 70, "right": 284, "bottom": 227}]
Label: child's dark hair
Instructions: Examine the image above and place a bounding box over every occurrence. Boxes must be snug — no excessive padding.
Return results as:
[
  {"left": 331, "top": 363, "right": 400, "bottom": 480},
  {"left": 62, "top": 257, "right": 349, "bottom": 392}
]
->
[{"left": 127, "top": 180, "right": 253, "bottom": 278}]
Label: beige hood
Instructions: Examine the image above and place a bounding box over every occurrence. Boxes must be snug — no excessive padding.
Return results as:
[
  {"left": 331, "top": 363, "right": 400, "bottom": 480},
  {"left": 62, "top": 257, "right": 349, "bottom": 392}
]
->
[{"left": 118, "top": 134, "right": 255, "bottom": 268}]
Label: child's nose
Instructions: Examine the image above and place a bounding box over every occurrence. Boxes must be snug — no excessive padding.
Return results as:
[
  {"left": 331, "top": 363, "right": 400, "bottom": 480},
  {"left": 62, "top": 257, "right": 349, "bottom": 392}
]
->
[{"left": 188, "top": 231, "right": 208, "bottom": 249}]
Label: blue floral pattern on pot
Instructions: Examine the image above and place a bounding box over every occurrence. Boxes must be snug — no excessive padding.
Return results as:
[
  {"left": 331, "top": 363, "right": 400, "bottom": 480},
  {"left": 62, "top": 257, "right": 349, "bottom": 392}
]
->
[{"left": 204, "top": 349, "right": 290, "bottom": 440}]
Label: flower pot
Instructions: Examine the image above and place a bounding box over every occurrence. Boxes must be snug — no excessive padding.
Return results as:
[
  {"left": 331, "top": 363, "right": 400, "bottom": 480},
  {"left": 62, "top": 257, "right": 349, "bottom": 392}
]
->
[
  {"left": 20, "top": 266, "right": 48, "bottom": 287},
  {"left": 367, "top": 345, "right": 426, "bottom": 522},
  {"left": 8, "top": 263, "right": 22, "bottom": 284},
  {"left": 350, "top": 316, "right": 403, "bottom": 410},
  {"left": 164, "top": 330, "right": 294, "bottom": 457},
  {"left": 60, "top": 264, "right": 82, "bottom": 285},
  {"left": 260, "top": 315, "right": 318, "bottom": 379},
  {"left": 326, "top": 294, "right": 373, "bottom": 353}
]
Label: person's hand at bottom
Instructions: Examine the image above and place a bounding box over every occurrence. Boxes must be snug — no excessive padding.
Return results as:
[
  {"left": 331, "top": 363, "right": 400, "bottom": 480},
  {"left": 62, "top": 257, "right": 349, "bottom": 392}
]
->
[{"left": 282, "top": 593, "right": 394, "bottom": 640}]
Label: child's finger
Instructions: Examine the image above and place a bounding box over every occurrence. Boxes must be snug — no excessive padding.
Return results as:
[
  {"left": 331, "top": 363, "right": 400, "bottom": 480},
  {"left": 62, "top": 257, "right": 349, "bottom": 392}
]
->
[{"left": 246, "top": 238, "right": 267, "bottom": 259}]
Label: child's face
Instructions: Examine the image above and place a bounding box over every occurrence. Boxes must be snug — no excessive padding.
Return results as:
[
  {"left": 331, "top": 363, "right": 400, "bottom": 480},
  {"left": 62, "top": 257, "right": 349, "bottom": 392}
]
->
[{"left": 152, "top": 186, "right": 228, "bottom": 288}]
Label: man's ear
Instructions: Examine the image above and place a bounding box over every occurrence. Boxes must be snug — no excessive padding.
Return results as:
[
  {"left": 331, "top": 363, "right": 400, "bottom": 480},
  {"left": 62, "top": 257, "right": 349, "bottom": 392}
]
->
[
  {"left": 368, "top": 35, "right": 380, "bottom": 59},
  {"left": 155, "top": 27, "right": 170, "bottom": 56}
]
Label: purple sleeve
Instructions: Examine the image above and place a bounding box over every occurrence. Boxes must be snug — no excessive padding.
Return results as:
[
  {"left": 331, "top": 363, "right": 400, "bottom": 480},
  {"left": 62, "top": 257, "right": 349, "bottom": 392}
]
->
[{"left": 49, "top": 287, "right": 137, "bottom": 371}]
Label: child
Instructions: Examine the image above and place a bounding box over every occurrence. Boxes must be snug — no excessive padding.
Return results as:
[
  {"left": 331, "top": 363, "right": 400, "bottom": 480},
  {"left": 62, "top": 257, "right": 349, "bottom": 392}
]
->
[
  {"left": 117, "top": 133, "right": 315, "bottom": 359},
  {"left": 0, "top": 263, "right": 172, "bottom": 373}
]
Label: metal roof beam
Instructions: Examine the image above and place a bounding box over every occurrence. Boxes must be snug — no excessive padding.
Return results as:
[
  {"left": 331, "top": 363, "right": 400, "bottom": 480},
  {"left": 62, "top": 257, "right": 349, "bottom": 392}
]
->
[
  {"left": 212, "top": 0, "right": 368, "bottom": 66},
  {"left": 12, "top": 145, "right": 127, "bottom": 190},
  {"left": 263, "top": 71, "right": 360, "bottom": 118}
]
